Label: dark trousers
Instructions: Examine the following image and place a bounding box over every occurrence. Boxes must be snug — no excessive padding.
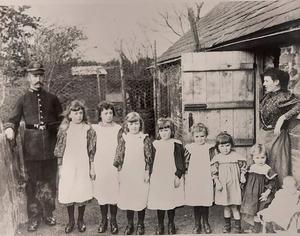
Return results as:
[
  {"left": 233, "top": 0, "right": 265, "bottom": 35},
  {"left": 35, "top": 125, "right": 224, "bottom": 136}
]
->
[{"left": 24, "top": 159, "right": 57, "bottom": 220}]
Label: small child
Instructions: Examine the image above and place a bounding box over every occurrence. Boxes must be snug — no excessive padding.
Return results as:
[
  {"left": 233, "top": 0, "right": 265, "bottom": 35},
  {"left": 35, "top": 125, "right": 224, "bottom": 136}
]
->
[
  {"left": 241, "top": 143, "right": 278, "bottom": 233},
  {"left": 184, "top": 123, "right": 214, "bottom": 234},
  {"left": 113, "top": 112, "right": 152, "bottom": 235},
  {"left": 93, "top": 101, "right": 122, "bottom": 234},
  {"left": 211, "top": 132, "right": 247, "bottom": 234},
  {"left": 54, "top": 100, "right": 96, "bottom": 233},
  {"left": 258, "top": 176, "right": 300, "bottom": 233},
  {"left": 147, "top": 118, "right": 185, "bottom": 235}
]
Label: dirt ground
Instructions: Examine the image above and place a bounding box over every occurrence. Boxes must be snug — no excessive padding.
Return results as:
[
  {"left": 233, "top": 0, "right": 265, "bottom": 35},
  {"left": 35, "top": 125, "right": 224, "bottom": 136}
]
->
[{"left": 16, "top": 198, "right": 254, "bottom": 236}]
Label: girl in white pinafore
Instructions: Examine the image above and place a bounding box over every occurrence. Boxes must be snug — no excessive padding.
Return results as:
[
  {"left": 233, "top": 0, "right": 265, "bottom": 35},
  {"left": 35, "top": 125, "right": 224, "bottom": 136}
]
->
[
  {"left": 113, "top": 112, "right": 152, "bottom": 235},
  {"left": 54, "top": 100, "right": 96, "bottom": 233},
  {"left": 147, "top": 118, "right": 185, "bottom": 235},
  {"left": 184, "top": 123, "right": 214, "bottom": 234},
  {"left": 93, "top": 101, "right": 121, "bottom": 234}
]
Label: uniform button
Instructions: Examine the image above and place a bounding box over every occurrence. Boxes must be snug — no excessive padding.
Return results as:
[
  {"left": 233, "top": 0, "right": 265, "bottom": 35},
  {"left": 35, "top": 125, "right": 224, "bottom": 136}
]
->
[{"left": 41, "top": 116, "right": 44, "bottom": 119}]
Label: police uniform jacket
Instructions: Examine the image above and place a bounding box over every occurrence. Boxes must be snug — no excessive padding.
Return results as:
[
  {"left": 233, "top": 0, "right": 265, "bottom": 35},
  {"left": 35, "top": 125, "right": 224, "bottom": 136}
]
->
[{"left": 5, "top": 89, "right": 63, "bottom": 160}]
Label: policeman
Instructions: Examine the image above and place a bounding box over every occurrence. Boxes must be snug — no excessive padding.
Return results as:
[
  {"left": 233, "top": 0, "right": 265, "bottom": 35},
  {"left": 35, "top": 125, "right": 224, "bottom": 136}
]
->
[{"left": 5, "top": 61, "right": 63, "bottom": 232}]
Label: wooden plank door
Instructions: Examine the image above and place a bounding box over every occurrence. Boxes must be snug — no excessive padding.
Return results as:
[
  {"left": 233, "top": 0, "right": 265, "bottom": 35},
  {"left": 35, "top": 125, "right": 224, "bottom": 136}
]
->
[{"left": 182, "top": 51, "right": 255, "bottom": 157}]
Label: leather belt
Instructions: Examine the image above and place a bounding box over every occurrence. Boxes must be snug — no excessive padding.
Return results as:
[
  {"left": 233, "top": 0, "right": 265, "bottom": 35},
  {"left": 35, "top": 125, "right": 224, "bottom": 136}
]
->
[{"left": 26, "top": 124, "right": 48, "bottom": 130}]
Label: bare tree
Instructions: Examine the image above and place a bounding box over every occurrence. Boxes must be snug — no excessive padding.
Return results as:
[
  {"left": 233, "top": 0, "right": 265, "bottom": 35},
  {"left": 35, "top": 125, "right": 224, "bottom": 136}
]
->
[
  {"left": 153, "top": 2, "right": 204, "bottom": 39},
  {"left": 30, "top": 24, "right": 87, "bottom": 90}
]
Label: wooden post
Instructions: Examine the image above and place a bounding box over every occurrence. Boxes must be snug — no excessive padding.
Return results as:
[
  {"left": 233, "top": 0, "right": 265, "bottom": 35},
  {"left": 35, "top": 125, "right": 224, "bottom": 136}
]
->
[
  {"left": 119, "top": 43, "right": 126, "bottom": 119},
  {"left": 188, "top": 7, "right": 200, "bottom": 52},
  {"left": 96, "top": 70, "right": 101, "bottom": 103},
  {"left": 153, "top": 41, "right": 158, "bottom": 125}
]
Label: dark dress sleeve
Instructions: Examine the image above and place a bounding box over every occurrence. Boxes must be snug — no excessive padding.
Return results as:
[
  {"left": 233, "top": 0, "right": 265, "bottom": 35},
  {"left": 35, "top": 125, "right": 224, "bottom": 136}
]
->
[
  {"left": 209, "top": 146, "right": 217, "bottom": 161},
  {"left": 279, "top": 93, "right": 300, "bottom": 120},
  {"left": 184, "top": 148, "right": 191, "bottom": 173},
  {"left": 150, "top": 146, "right": 156, "bottom": 175},
  {"left": 143, "top": 136, "right": 153, "bottom": 171},
  {"left": 113, "top": 134, "right": 125, "bottom": 170},
  {"left": 54, "top": 128, "right": 67, "bottom": 158},
  {"left": 265, "top": 168, "right": 278, "bottom": 191},
  {"left": 210, "top": 156, "right": 219, "bottom": 179},
  {"left": 174, "top": 143, "right": 185, "bottom": 178},
  {"left": 238, "top": 160, "right": 248, "bottom": 175},
  {"left": 87, "top": 126, "right": 97, "bottom": 162}
]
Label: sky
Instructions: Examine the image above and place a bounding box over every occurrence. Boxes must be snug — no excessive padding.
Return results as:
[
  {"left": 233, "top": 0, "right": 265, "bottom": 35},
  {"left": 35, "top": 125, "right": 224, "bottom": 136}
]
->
[{"left": 1, "top": 0, "right": 251, "bottom": 63}]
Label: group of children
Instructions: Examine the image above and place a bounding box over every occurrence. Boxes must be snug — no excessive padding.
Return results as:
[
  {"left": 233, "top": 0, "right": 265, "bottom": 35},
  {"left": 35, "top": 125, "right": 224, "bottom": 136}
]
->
[{"left": 54, "top": 99, "right": 300, "bottom": 234}]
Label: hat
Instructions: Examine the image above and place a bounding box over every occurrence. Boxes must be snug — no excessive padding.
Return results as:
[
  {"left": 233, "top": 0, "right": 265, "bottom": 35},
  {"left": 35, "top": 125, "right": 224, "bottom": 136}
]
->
[{"left": 26, "top": 61, "right": 45, "bottom": 75}]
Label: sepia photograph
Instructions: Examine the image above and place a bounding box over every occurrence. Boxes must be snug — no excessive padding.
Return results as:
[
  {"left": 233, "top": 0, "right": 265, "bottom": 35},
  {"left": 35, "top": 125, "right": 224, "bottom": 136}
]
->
[{"left": 0, "top": 0, "right": 300, "bottom": 235}]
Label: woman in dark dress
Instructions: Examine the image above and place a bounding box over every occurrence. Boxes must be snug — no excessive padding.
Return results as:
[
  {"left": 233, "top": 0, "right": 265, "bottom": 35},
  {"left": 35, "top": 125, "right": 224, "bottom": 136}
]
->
[{"left": 259, "top": 68, "right": 300, "bottom": 186}]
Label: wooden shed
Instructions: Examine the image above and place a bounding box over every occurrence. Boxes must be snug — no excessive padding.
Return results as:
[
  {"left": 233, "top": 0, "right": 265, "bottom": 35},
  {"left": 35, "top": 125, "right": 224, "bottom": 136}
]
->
[{"left": 155, "top": 0, "right": 300, "bottom": 181}]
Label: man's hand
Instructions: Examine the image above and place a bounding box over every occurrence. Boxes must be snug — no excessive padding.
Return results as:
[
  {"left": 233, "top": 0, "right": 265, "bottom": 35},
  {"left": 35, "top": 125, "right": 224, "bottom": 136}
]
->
[{"left": 5, "top": 128, "right": 15, "bottom": 140}]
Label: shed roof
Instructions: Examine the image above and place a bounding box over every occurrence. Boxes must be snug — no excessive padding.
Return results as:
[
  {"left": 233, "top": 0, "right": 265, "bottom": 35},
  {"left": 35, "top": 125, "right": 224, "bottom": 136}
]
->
[{"left": 158, "top": 0, "right": 300, "bottom": 64}]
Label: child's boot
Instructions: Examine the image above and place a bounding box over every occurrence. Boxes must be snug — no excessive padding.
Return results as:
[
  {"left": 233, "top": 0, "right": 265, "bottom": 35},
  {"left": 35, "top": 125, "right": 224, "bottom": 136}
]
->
[
  {"left": 265, "top": 222, "right": 275, "bottom": 233},
  {"left": 168, "top": 222, "right": 176, "bottom": 235},
  {"left": 125, "top": 210, "right": 134, "bottom": 235},
  {"left": 167, "top": 209, "right": 176, "bottom": 234},
  {"left": 124, "top": 224, "right": 134, "bottom": 235},
  {"left": 192, "top": 222, "right": 201, "bottom": 234},
  {"left": 155, "top": 224, "right": 164, "bottom": 235},
  {"left": 136, "top": 224, "right": 145, "bottom": 235},
  {"left": 110, "top": 205, "right": 118, "bottom": 234},
  {"left": 65, "top": 205, "right": 75, "bottom": 234},
  {"left": 98, "top": 205, "right": 108, "bottom": 233},
  {"left": 201, "top": 208, "right": 212, "bottom": 234},
  {"left": 110, "top": 218, "right": 118, "bottom": 235},
  {"left": 77, "top": 205, "right": 86, "bottom": 233},
  {"left": 222, "top": 217, "right": 231, "bottom": 233},
  {"left": 193, "top": 207, "right": 201, "bottom": 234},
  {"left": 253, "top": 221, "right": 262, "bottom": 233},
  {"left": 136, "top": 209, "right": 145, "bottom": 235},
  {"left": 232, "top": 219, "right": 242, "bottom": 234},
  {"left": 156, "top": 210, "right": 165, "bottom": 235}
]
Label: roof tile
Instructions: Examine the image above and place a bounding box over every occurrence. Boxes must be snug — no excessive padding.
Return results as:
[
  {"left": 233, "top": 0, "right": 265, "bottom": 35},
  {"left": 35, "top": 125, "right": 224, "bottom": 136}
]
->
[{"left": 158, "top": 0, "right": 300, "bottom": 63}]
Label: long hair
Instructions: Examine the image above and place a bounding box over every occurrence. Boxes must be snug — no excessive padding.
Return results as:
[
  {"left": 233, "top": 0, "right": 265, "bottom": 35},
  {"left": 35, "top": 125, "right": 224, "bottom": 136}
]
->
[
  {"left": 123, "top": 112, "right": 144, "bottom": 134},
  {"left": 97, "top": 101, "right": 116, "bottom": 122},
  {"left": 215, "top": 131, "right": 234, "bottom": 153},
  {"left": 156, "top": 117, "right": 175, "bottom": 140},
  {"left": 59, "top": 99, "right": 89, "bottom": 131}
]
